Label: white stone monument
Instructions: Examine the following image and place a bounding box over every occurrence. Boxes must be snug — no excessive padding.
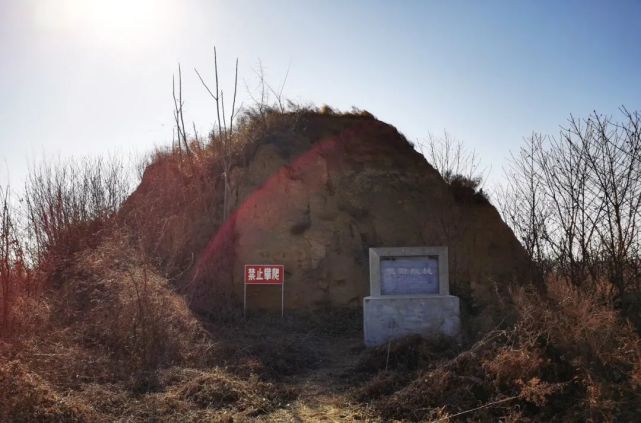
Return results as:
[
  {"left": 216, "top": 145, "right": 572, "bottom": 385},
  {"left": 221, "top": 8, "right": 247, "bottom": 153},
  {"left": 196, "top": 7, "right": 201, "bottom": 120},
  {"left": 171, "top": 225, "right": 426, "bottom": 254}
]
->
[{"left": 363, "top": 246, "right": 461, "bottom": 347}]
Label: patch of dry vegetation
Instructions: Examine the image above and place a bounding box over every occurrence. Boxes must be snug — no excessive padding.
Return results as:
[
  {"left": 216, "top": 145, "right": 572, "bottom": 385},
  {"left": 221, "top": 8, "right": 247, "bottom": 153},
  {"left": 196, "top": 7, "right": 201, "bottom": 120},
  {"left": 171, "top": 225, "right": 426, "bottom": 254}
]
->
[
  {"left": 0, "top": 361, "right": 96, "bottom": 422},
  {"left": 175, "top": 369, "right": 296, "bottom": 413},
  {"left": 2, "top": 107, "right": 641, "bottom": 421},
  {"left": 0, "top": 226, "right": 307, "bottom": 421},
  {"left": 54, "top": 231, "right": 208, "bottom": 373},
  {"left": 352, "top": 279, "right": 641, "bottom": 421}
]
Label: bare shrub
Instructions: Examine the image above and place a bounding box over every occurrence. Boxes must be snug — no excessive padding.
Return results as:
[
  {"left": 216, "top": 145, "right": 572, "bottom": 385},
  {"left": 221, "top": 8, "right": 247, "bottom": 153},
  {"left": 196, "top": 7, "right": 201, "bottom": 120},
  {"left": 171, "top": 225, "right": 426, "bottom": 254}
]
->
[
  {"left": 177, "top": 372, "right": 242, "bottom": 409},
  {"left": 358, "top": 280, "right": 641, "bottom": 421},
  {"left": 195, "top": 46, "right": 239, "bottom": 221},
  {"left": 24, "top": 156, "right": 132, "bottom": 277},
  {"left": 173, "top": 368, "right": 297, "bottom": 415},
  {"left": 0, "top": 185, "right": 32, "bottom": 337},
  {"left": 500, "top": 108, "right": 641, "bottom": 299},
  {"left": 57, "top": 231, "right": 208, "bottom": 374},
  {"left": 422, "top": 131, "right": 485, "bottom": 185},
  {"left": 172, "top": 64, "right": 192, "bottom": 155},
  {"left": 419, "top": 131, "right": 490, "bottom": 204},
  {"left": 498, "top": 133, "right": 549, "bottom": 266}
]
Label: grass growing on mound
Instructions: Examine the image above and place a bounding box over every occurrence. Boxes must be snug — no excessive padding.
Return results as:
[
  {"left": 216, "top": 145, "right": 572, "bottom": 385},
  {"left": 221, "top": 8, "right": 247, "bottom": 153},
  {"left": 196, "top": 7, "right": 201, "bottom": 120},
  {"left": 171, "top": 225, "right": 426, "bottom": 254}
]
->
[{"left": 51, "top": 229, "right": 210, "bottom": 374}]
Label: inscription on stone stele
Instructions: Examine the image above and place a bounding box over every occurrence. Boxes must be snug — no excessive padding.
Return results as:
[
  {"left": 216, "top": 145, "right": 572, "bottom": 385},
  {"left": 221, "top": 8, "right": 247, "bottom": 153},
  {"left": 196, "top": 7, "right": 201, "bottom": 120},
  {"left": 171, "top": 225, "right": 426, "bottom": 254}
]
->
[
  {"left": 380, "top": 255, "right": 439, "bottom": 295},
  {"left": 364, "top": 247, "right": 460, "bottom": 347}
]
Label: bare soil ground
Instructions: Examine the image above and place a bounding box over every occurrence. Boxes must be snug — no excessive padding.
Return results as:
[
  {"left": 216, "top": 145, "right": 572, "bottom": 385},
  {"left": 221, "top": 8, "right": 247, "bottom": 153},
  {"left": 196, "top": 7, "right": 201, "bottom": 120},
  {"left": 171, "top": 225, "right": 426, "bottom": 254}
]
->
[
  {"left": 202, "top": 310, "right": 381, "bottom": 422},
  {"left": 255, "top": 332, "right": 376, "bottom": 422}
]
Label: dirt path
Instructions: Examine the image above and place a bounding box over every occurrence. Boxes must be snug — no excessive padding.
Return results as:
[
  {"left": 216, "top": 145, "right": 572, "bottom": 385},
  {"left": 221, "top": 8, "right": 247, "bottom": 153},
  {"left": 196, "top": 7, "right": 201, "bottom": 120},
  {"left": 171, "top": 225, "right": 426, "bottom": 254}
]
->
[{"left": 258, "top": 334, "right": 379, "bottom": 423}]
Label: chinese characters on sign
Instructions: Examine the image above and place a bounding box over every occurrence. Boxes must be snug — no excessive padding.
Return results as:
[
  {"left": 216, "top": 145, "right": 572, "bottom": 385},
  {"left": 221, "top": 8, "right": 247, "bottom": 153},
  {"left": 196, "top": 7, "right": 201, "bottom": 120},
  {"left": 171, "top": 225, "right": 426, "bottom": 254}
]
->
[
  {"left": 380, "top": 256, "right": 439, "bottom": 295},
  {"left": 245, "top": 264, "right": 284, "bottom": 284}
]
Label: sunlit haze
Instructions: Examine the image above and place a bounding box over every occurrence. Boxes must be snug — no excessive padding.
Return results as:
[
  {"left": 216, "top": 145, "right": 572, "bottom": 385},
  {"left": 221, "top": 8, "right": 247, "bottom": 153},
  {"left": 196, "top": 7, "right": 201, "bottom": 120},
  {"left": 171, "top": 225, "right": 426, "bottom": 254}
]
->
[
  {"left": 32, "top": 0, "right": 175, "bottom": 48},
  {"left": 1, "top": 0, "right": 640, "bottom": 191}
]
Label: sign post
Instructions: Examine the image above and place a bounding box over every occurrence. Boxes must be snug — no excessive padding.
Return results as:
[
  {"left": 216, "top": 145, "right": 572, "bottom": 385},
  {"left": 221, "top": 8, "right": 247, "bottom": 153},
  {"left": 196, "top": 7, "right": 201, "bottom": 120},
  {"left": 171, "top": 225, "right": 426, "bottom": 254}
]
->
[{"left": 243, "top": 264, "right": 285, "bottom": 317}]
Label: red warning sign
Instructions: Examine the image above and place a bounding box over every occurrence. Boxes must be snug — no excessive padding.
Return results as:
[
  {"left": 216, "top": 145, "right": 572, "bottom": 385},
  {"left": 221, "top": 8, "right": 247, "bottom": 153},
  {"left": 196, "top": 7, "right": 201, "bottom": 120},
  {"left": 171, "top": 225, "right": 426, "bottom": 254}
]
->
[{"left": 244, "top": 264, "right": 284, "bottom": 285}]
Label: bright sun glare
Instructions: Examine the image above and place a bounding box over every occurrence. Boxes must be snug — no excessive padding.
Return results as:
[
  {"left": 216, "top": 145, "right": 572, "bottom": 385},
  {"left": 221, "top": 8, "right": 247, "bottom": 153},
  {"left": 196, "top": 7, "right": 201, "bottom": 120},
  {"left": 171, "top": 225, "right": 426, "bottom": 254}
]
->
[{"left": 34, "top": 0, "right": 172, "bottom": 48}]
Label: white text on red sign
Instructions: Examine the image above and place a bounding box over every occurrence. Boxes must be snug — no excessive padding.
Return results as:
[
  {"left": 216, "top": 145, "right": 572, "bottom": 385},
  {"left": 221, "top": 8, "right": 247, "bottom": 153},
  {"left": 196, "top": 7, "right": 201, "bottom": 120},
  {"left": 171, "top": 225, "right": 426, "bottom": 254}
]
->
[{"left": 244, "top": 264, "right": 284, "bottom": 285}]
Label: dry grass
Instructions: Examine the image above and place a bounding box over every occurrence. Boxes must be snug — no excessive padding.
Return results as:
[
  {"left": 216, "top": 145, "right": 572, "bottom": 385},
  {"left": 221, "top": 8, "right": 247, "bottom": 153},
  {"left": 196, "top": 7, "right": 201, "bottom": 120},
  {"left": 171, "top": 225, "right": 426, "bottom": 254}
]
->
[
  {"left": 53, "top": 229, "right": 210, "bottom": 372},
  {"left": 175, "top": 369, "right": 297, "bottom": 414},
  {"left": 351, "top": 279, "right": 641, "bottom": 421},
  {"left": 0, "top": 227, "right": 305, "bottom": 421},
  {"left": 2, "top": 110, "right": 641, "bottom": 421},
  {"left": 0, "top": 361, "right": 96, "bottom": 422},
  {"left": 3, "top": 261, "right": 641, "bottom": 421}
]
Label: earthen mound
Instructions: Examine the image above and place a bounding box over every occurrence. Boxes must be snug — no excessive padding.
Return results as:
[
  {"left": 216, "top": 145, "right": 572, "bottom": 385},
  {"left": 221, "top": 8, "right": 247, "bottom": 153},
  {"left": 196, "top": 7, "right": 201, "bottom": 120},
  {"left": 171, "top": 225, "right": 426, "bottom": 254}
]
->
[{"left": 124, "top": 111, "right": 529, "bottom": 320}]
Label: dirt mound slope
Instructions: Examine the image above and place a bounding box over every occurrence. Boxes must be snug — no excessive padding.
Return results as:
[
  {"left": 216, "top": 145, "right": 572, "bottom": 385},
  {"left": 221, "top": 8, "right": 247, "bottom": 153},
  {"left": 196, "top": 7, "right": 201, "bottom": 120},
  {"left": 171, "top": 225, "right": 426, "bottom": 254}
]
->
[{"left": 124, "top": 111, "right": 528, "bottom": 321}]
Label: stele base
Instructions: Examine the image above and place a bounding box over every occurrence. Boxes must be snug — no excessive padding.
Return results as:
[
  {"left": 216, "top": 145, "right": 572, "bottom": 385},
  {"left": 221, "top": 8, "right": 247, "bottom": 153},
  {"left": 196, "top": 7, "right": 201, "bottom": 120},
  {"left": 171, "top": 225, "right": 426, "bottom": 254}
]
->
[{"left": 363, "top": 295, "right": 461, "bottom": 347}]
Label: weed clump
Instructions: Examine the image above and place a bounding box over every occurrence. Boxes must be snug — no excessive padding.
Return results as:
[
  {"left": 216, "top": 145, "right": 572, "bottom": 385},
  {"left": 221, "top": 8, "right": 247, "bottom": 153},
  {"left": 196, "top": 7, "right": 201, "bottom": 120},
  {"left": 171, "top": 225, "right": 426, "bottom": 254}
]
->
[
  {"left": 177, "top": 372, "right": 242, "bottom": 409},
  {"left": 0, "top": 361, "right": 95, "bottom": 422},
  {"left": 176, "top": 369, "right": 298, "bottom": 415},
  {"left": 51, "top": 230, "right": 210, "bottom": 375}
]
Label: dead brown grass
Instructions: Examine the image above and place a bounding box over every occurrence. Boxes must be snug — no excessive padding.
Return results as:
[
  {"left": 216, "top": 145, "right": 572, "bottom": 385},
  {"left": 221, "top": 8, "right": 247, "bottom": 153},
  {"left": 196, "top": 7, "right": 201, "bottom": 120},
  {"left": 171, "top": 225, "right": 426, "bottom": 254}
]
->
[
  {"left": 52, "top": 229, "right": 210, "bottom": 374},
  {"left": 4, "top": 268, "right": 641, "bottom": 421},
  {"left": 176, "top": 369, "right": 297, "bottom": 414},
  {"left": 352, "top": 280, "right": 641, "bottom": 421},
  {"left": 0, "top": 361, "right": 96, "bottom": 422},
  {"left": 0, "top": 226, "right": 307, "bottom": 421},
  {"left": 3, "top": 110, "right": 641, "bottom": 421}
]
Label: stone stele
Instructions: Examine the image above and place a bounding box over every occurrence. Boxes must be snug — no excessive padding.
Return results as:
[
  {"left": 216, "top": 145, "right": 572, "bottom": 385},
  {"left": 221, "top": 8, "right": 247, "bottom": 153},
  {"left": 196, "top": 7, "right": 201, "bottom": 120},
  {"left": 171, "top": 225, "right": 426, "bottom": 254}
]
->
[{"left": 363, "top": 246, "right": 461, "bottom": 347}]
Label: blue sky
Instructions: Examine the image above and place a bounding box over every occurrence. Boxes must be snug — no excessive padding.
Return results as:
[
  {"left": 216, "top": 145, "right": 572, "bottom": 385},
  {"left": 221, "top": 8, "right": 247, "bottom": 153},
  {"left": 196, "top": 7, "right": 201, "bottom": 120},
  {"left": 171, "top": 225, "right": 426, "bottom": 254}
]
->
[{"left": 1, "top": 0, "right": 640, "bottom": 191}]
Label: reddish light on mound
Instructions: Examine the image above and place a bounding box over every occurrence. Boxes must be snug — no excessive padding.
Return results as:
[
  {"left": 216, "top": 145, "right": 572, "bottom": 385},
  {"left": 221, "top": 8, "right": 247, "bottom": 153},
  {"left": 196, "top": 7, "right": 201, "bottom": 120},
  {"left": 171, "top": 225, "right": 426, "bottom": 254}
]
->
[{"left": 192, "top": 125, "right": 362, "bottom": 278}]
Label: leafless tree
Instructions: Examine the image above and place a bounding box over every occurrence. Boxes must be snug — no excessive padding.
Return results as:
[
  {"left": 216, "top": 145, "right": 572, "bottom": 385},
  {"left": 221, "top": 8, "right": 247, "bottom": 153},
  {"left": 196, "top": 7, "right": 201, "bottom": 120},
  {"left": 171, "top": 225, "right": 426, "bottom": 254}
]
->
[
  {"left": 0, "top": 185, "right": 13, "bottom": 333},
  {"left": 501, "top": 108, "right": 641, "bottom": 297},
  {"left": 499, "top": 134, "right": 549, "bottom": 266},
  {"left": 172, "top": 64, "right": 191, "bottom": 155},
  {"left": 0, "top": 185, "right": 29, "bottom": 335},
  {"left": 195, "top": 46, "right": 239, "bottom": 220},
  {"left": 575, "top": 109, "right": 641, "bottom": 295},
  {"left": 248, "top": 60, "right": 290, "bottom": 114}
]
